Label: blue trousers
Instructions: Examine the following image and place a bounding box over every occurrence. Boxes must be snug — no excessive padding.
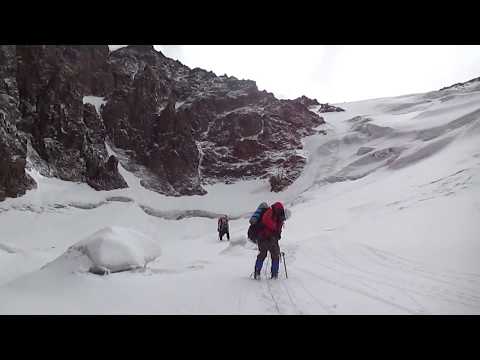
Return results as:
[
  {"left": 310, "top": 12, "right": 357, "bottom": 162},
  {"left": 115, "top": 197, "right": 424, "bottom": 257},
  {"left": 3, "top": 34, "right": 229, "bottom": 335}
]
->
[{"left": 254, "top": 237, "right": 280, "bottom": 275}]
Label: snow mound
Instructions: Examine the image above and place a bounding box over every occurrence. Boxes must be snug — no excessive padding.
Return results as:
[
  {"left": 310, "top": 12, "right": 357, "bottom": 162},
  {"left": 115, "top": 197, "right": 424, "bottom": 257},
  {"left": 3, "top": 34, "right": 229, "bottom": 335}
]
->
[
  {"left": 0, "top": 243, "right": 19, "bottom": 254},
  {"left": 72, "top": 226, "right": 162, "bottom": 274}
]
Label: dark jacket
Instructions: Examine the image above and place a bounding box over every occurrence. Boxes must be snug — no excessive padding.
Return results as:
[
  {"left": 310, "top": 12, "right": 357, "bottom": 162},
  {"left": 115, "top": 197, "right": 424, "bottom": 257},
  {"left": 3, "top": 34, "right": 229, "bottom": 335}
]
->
[{"left": 218, "top": 217, "right": 229, "bottom": 232}]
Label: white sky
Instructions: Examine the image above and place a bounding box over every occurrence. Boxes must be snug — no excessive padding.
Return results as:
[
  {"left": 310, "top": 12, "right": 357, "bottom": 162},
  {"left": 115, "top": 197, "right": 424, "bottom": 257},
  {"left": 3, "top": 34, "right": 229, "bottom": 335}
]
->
[{"left": 109, "top": 45, "right": 480, "bottom": 103}]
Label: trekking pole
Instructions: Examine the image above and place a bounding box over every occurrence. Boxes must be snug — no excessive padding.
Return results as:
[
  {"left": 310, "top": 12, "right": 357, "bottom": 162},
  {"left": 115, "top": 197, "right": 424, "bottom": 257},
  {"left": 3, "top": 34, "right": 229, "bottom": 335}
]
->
[
  {"left": 265, "top": 257, "right": 269, "bottom": 278},
  {"left": 281, "top": 252, "right": 288, "bottom": 279}
]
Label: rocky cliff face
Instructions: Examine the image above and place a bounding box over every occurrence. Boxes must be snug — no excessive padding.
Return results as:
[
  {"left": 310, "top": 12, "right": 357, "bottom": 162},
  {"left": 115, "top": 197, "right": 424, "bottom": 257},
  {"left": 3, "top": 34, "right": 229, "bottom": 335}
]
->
[
  {"left": 14, "top": 45, "right": 126, "bottom": 191},
  {"left": 0, "top": 46, "right": 36, "bottom": 201},
  {"left": 0, "top": 45, "right": 325, "bottom": 200},
  {"left": 318, "top": 103, "right": 345, "bottom": 113},
  {"left": 294, "top": 95, "right": 345, "bottom": 113}
]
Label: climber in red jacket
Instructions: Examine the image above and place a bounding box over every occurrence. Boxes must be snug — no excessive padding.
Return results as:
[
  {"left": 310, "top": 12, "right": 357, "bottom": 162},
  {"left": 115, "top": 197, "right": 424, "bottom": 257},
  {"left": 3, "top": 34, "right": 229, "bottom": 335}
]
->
[{"left": 253, "top": 202, "right": 286, "bottom": 279}]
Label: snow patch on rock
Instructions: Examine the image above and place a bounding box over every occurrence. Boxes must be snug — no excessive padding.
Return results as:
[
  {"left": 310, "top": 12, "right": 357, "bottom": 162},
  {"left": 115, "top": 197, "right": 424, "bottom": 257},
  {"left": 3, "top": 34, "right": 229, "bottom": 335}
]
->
[{"left": 82, "top": 96, "right": 107, "bottom": 116}]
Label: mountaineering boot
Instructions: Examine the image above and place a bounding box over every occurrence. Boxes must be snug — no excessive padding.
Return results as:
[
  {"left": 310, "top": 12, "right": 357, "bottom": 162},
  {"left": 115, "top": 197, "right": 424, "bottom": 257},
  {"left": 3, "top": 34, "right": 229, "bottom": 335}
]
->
[
  {"left": 271, "top": 258, "right": 280, "bottom": 279},
  {"left": 254, "top": 258, "right": 264, "bottom": 280}
]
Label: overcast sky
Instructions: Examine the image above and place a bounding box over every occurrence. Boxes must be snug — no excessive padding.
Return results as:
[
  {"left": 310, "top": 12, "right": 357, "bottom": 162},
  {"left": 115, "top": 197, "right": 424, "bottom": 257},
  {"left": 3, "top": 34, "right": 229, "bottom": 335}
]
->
[{"left": 110, "top": 45, "right": 480, "bottom": 103}]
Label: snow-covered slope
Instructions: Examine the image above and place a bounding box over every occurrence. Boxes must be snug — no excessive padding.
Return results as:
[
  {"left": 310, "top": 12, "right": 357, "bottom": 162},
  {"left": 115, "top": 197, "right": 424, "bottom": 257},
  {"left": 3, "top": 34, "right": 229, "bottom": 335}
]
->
[{"left": 0, "top": 82, "right": 479, "bottom": 314}]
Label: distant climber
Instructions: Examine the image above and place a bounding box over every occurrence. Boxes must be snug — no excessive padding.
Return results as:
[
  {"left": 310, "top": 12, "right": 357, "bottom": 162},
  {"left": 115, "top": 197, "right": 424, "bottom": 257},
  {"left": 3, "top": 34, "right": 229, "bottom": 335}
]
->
[
  {"left": 251, "top": 202, "right": 286, "bottom": 279},
  {"left": 218, "top": 215, "right": 230, "bottom": 241}
]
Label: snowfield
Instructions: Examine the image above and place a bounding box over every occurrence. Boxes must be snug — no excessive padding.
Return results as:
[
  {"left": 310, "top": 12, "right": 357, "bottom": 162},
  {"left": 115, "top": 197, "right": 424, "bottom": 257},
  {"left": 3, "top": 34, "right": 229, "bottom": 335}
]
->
[{"left": 1, "top": 82, "right": 480, "bottom": 314}]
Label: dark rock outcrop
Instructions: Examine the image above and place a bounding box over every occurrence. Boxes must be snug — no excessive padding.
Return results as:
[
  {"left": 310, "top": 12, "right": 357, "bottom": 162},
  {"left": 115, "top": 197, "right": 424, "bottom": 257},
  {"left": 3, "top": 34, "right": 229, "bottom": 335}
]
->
[
  {"left": 103, "top": 45, "right": 324, "bottom": 193},
  {"left": 1, "top": 44, "right": 325, "bottom": 200},
  {"left": 14, "top": 45, "right": 127, "bottom": 191},
  {"left": 294, "top": 95, "right": 320, "bottom": 107},
  {"left": 294, "top": 96, "right": 345, "bottom": 113},
  {"left": 318, "top": 103, "right": 345, "bottom": 113},
  {"left": 0, "top": 46, "right": 36, "bottom": 201},
  {"left": 439, "top": 76, "right": 480, "bottom": 91}
]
